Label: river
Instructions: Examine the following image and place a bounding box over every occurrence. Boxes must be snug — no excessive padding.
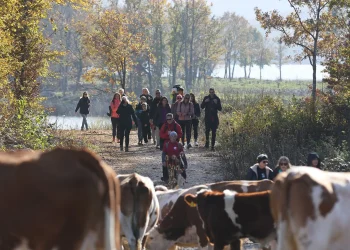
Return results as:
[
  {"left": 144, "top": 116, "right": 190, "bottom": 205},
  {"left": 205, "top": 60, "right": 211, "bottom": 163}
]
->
[{"left": 48, "top": 116, "right": 110, "bottom": 130}]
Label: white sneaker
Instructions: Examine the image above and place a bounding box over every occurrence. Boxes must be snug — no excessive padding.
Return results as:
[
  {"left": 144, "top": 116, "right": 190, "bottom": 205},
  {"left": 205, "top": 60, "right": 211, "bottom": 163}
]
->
[{"left": 195, "top": 141, "right": 199, "bottom": 146}]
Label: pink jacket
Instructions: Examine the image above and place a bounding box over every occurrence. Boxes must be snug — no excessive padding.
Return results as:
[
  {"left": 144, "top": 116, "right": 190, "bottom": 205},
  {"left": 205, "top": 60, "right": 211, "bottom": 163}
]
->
[
  {"left": 110, "top": 100, "right": 121, "bottom": 118},
  {"left": 176, "top": 101, "right": 194, "bottom": 121}
]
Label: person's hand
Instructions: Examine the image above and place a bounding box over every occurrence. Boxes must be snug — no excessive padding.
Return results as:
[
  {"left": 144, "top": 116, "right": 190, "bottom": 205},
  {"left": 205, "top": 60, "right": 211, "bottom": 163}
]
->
[
  {"left": 213, "top": 99, "right": 218, "bottom": 104},
  {"left": 205, "top": 98, "right": 210, "bottom": 103},
  {"left": 149, "top": 119, "right": 153, "bottom": 124},
  {"left": 107, "top": 112, "right": 111, "bottom": 117}
]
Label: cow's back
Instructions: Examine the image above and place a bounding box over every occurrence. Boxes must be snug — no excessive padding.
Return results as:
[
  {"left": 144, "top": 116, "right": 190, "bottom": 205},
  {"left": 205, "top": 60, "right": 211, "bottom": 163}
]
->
[
  {"left": 0, "top": 148, "right": 120, "bottom": 250},
  {"left": 118, "top": 173, "right": 159, "bottom": 250}
]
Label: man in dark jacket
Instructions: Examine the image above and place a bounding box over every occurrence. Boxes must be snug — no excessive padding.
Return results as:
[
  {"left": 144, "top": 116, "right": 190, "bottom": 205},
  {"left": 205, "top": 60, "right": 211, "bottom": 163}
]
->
[
  {"left": 75, "top": 91, "right": 90, "bottom": 131},
  {"left": 246, "top": 154, "right": 274, "bottom": 180},
  {"left": 200, "top": 88, "right": 222, "bottom": 150},
  {"left": 307, "top": 152, "right": 321, "bottom": 169}
]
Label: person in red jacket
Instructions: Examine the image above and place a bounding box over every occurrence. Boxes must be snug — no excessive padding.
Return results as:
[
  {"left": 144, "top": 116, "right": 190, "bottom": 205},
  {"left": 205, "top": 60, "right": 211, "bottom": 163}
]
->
[
  {"left": 161, "top": 131, "right": 188, "bottom": 183},
  {"left": 160, "top": 113, "right": 183, "bottom": 145}
]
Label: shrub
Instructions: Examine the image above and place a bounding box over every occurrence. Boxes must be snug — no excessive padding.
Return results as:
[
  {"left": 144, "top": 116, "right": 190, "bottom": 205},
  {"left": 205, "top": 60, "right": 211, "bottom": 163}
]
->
[{"left": 217, "top": 95, "right": 350, "bottom": 180}]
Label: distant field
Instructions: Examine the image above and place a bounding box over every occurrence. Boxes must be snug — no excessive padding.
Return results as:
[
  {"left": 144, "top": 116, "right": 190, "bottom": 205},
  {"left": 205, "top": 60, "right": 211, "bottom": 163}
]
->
[{"left": 41, "top": 77, "right": 326, "bottom": 116}]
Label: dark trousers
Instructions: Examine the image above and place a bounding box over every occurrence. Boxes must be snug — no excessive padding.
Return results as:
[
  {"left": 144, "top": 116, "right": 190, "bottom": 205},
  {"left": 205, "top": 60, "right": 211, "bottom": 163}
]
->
[
  {"left": 205, "top": 122, "right": 217, "bottom": 147},
  {"left": 111, "top": 118, "right": 120, "bottom": 139},
  {"left": 158, "top": 123, "right": 164, "bottom": 150},
  {"left": 179, "top": 120, "right": 192, "bottom": 145},
  {"left": 142, "top": 123, "right": 150, "bottom": 143},
  {"left": 191, "top": 119, "right": 199, "bottom": 140},
  {"left": 147, "top": 126, "right": 152, "bottom": 139},
  {"left": 120, "top": 125, "right": 131, "bottom": 148},
  {"left": 162, "top": 166, "right": 169, "bottom": 180}
]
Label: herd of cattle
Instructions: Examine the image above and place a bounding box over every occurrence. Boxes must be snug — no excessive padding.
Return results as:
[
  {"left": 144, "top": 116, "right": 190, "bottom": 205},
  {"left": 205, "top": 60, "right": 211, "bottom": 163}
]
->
[{"left": 0, "top": 147, "right": 349, "bottom": 250}]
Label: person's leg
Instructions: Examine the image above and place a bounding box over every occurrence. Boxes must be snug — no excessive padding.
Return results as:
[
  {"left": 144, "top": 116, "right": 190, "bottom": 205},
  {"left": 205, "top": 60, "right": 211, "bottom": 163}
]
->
[
  {"left": 111, "top": 118, "right": 117, "bottom": 142},
  {"left": 116, "top": 118, "right": 120, "bottom": 142},
  {"left": 83, "top": 114, "right": 88, "bottom": 130},
  {"left": 137, "top": 118, "right": 143, "bottom": 144},
  {"left": 147, "top": 126, "right": 152, "bottom": 140},
  {"left": 80, "top": 114, "right": 85, "bottom": 130},
  {"left": 211, "top": 124, "right": 217, "bottom": 150},
  {"left": 151, "top": 125, "right": 156, "bottom": 144},
  {"left": 142, "top": 125, "right": 148, "bottom": 143},
  {"left": 193, "top": 119, "right": 199, "bottom": 146},
  {"left": 155, "top": 126, "right": 160, "bottom": 147},
  {"left": 186, "top": 120, "right": 192, "bottom": 146},
  {"left": 119, "top": 126, "right": 125, "bottom": 150},
  {"left": 125, "top": 128, "right": 131, "bottom": 151},
  {"left": 205, "top": 122, "right": 210, "bottom": 148},
  {"left": 158, "top": 123, "right": 164, "bottom": 150},
  {"left": 179, "top": 121, "right": 186, "bottom": 145}
]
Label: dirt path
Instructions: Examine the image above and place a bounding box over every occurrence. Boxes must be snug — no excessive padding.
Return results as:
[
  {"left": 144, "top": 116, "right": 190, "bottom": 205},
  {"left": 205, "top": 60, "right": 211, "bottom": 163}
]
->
[{"left": 76, "top": 129, "right": 224, "bottom": 187}]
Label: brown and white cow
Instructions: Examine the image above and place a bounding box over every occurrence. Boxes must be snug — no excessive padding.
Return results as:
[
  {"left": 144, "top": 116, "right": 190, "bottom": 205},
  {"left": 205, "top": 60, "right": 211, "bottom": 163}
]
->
[
  {"left": 146, "top": 180, "right": 273, "bottom": 250},
  {"left": 184, "top": 189, "right": 276, "bottom": 250},
  {"left": 271, "top": 166, "right": 350, "bottom": 250},
  {"left": 117, "top": 173, "right": 159, "bottom": 250},
  {"left": 0, "top": 148, "right": 120, "bottom": 250}
]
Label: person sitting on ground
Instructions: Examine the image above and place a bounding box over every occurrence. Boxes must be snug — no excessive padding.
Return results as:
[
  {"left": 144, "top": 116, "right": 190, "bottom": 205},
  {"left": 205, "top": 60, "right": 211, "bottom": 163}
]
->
[
  {"left": 307, "top": 152, "right": 321, "bottom": 169},
  {"left": 160, "top": 113, "right": 183, "bottom": 146},
  {"left": 140, "top": 103, "right": 150, "bottom": 144},
  {"left": 272, "top": 156, "right": 292, "bottom": 179},
  {"left": 246, "top": 154, "right": 274, "bottom": 180},
  {"left": 161, "top": 131, "right": 188, "bottom": 184}
]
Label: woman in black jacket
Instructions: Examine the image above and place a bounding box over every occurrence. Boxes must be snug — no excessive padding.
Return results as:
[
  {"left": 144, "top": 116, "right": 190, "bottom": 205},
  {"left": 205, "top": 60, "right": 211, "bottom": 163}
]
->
[
  {"left": 190, "top": 93, "right": 201, "bottom": 147},
  {"left": 75, "top": 91, "right": 90, "bottom": 131},
  {"left": 117, "top": 96, "right": 138, "bottom": 152}
]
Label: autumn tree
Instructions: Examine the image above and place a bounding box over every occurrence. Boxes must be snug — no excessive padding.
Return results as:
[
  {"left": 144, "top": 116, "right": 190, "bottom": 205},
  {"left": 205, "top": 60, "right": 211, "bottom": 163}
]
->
[
  {"left": 255, "top": 0, "right": 337, "bottom": 101},
  {"left": 256, "top": 37, "right": 274, "bottom": 81},
  {"left": 83, "top": 7, "right": 151, "bottom": 90}
]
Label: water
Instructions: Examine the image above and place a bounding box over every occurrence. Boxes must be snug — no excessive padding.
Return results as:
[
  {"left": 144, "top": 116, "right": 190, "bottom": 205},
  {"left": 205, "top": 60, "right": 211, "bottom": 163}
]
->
[
  {"left": 212, "top": 64, "right": 326, "bottom": 80},
  {"left": 48, "top": 116, "right": 110, "bottom": 130}
]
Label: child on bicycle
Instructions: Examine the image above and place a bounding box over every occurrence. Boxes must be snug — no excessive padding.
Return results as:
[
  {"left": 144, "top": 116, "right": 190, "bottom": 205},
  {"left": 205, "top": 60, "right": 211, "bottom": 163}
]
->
[{"left": 161, "top": 131, "right": 188, "bottom": 184}]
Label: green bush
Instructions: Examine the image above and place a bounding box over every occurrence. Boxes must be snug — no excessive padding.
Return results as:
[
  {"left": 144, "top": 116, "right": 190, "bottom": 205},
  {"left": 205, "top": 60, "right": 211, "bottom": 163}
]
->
[{"left": 217, "top": 95, "right": 350, "bottom": 180}]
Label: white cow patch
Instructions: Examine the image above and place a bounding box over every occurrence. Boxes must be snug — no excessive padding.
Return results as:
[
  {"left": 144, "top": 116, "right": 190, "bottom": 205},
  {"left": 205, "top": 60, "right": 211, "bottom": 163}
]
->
[
  {"left": 80, "top": 231, "right": 98, "bottom": 250},
  {"left": 13, "top": 239, "right": 32, "bottom": 250},
  {"left": 104, "top": 206, "right": 117, "bottom": 250},
  {"left": 223, "top": 190, "right": 241, "bottom": 229},
  {"left": 240, "top": 181, "right": 249, "bottom": 193}
]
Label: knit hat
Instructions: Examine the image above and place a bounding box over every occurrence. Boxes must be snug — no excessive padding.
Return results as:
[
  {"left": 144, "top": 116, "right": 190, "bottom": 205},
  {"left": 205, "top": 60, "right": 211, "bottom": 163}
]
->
[
  {"left": 169, "top": 131, "right": 178, "bottom": 138},
  {"left": 257, "top": 154, "right": 268, "bottom": 163}
]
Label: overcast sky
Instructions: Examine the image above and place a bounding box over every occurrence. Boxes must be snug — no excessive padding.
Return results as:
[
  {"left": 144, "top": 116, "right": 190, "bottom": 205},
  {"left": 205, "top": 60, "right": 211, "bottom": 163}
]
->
[{"left": 210, "top": 0, "right": 292, "bottom": 28}]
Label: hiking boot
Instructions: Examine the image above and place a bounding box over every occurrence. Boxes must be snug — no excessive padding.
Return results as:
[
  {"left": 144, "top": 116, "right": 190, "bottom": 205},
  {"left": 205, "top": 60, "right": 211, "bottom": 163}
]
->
[
  {"left": 153, "top": 140, "right": 156, "bottom": 145},
  {"left": 211, "top": 147, "right": 215, "bottom": 151},
  {"left": 120, "top": 146, "right": 123, "bottom": 151},
  {"left": 187, "top": 143, "right": 192, "bottom": 149},
  {"left": 117, "top": 139, "right": 120, "bottom": 143},
  {"left": 125, "top": 147, "right": 129, "bottom": 152},
  {"left": 205, "top": 142, "right": 209, "bottom": 148},
  {"left": 112, "top": 137, "right": 116, "bottom": 143},
  {"left": 195, "top": 141, "right": 199, "bottom": 147},
  {"left": 81, "top": 128, "right": 84, "bottom": 131},
  {"left": 138, "top": 141, "right": 143, "bottom": 146}
]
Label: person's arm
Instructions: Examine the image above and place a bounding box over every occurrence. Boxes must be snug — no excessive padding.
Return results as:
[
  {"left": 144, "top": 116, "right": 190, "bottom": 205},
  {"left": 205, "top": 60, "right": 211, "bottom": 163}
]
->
[
  {"left": 159, "top": 123, "right": 168, "bottom": 139},
  {"left": 200, "top": 97, "right": 206, "bottom": 109},
  {"left": 130, "top": 106, "right": 138, "bottom": 127},
  {"left": 196, "top": 103, "right": 201, "bottom": 117},
  {"left": 176, "top": 123, "right": 183, "bottom": 140},
  {"left": 189, "top": 103, "right": 194, "bottom": 117},
  {"left": 216, "top": 98, "right": 222, "bottom": 111},
  {"left": 269, "top": 169, "right": 274, "bottom": 180},
  {"left": 116, "top": 105, "right": 122, "bottom": 115},
  {"left": 75, "top": 99, "right": 81, "bottom": 112},
  {"left": 246, "top": 168, "right": 254, "bottom": 180},
  {"left": 107, "top": 106, "right": 111, "bottom": 116}
]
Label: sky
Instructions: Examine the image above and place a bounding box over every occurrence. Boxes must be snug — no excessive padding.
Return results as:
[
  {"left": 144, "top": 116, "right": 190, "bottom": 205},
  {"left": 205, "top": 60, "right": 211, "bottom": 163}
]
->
[{"left": 210, "top": 0, "right": 292, "bottom": 29}]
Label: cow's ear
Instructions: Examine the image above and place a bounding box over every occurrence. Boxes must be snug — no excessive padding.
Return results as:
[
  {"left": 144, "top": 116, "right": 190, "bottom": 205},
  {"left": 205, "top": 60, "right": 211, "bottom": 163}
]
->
[{"left": 184, "top": 194, "right": 197, "bottom": 207}]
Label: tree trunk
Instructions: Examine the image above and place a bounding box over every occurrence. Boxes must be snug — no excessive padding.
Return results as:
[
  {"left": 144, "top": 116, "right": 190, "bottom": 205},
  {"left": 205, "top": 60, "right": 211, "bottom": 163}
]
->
[
  {"left": 231, "top": 59, "right": 236, "bottom": 80},
  {"left": 260, "top": 66, "right": 262, "bottom": 81},
  {"left": 312, "top": 53, "right": 317, "bottom": 101}
]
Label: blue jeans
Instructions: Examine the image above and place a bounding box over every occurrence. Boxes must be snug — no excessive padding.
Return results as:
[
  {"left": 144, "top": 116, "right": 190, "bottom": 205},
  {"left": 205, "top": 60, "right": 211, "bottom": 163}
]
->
[
  {"left": 137, "top": 118, "right": 143, "bottom": 142},
  {"left": 81, "top": 114, "right": 88, "bottom": 130}
]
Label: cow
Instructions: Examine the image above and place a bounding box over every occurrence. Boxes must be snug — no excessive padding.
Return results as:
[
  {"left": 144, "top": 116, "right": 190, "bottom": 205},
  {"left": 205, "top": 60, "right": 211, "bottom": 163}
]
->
[
  {"left": 270, "top": 166, "right": 350, "bottom": 250},
  {"left": 145, "top": 180, "right": 273, "bottom": 250},
  {"left": 184, "top": 189, "right": 276, "bottom": 250},
  {"left": 0, "top": 148, "right": 120, "bottom": 250},
  {"left": 117, "top": 173, "right": 160, "bottom": 250}
]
